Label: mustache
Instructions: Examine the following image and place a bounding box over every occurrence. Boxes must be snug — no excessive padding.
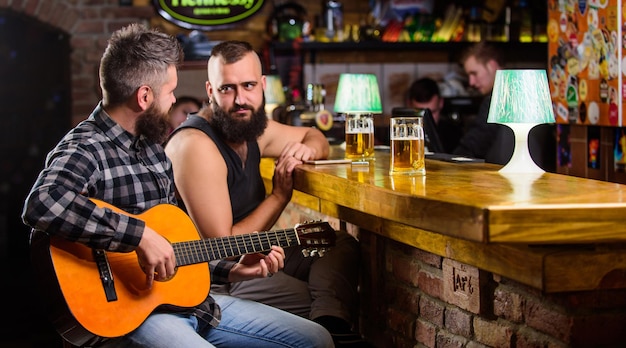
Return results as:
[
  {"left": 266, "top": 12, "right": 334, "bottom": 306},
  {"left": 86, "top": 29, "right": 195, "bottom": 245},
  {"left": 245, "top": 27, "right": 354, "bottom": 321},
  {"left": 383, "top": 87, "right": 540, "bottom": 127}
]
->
[{"left": 229, "top": 103, "right": 254, "bottom": 113}]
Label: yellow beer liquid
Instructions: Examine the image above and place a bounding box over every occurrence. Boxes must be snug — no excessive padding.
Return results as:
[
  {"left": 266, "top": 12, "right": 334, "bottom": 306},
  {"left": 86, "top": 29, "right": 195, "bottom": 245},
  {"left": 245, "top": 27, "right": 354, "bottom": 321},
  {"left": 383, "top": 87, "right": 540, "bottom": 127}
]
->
[
  {"left": 345, "top": 132, "right": 374, "bottom": 159},
  {"left": 390, "top": 137, "right": 425, "bottom": 174}
]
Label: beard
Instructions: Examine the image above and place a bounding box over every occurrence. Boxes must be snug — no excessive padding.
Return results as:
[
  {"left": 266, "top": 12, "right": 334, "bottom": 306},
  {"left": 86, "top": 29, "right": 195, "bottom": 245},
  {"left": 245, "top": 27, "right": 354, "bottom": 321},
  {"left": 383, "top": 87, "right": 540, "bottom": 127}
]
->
[
  {"left": 209, "top": 96, "right": 268, "bottom": 144},
  {"left": 135, "top": 102, "right": 171, "bottom": 144}
]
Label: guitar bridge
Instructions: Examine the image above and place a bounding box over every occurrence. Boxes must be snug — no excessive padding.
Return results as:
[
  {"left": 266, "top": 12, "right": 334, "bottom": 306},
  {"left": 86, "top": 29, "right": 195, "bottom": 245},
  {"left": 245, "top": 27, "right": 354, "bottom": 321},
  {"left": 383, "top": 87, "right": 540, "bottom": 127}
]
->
[{"left": 93, "top": 249, "right": 117, "bottom": 302}]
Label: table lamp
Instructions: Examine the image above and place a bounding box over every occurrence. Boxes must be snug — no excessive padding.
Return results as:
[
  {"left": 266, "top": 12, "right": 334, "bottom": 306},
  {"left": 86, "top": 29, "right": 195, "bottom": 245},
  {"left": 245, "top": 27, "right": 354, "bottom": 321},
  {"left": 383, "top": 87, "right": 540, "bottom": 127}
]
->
[
  {"left": 487, "top": 69, "right": 555, "bottom": 173},
  {"left": 334, "top": 73, "right": 382, "bottom": 160},
  {"left": 264, "top": 74, "right": 286, "bottom": 120}
]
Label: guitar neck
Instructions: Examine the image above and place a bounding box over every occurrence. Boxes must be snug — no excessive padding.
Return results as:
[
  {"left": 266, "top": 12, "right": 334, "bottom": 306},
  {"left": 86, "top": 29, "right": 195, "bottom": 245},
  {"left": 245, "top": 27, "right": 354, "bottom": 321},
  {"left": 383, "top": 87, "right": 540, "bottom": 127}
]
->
[{"left": 172, "top": 228, "right": 299, "bottom": 267}]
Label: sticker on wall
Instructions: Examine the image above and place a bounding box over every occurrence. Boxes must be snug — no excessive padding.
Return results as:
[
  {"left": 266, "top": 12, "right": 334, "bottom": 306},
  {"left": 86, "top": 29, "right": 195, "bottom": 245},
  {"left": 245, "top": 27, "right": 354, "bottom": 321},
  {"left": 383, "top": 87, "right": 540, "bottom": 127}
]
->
[
  {"left": 588, "top": 0, "right": 608, "bottom": 9},
  {"left": 600, "top": 78, "right": 609, "bottom": 102},
  {"left": 579, "top": 79, "right": 588, "bottom": 101},
  {"left": 315, "top": 109, "right": 333, "bottom": 131},
  {"left": 587, "top": 7, "right": 598, "bottom": 29},
  {"left": 548, "top": 18, "right": 560, "bottom": 42},
  {"left": 559, "top": 13, "right": 567, "bottom": 32},
  {"left": 566, "top": 77, "right": 579, "bottom": 123},
  {"left": 556, "top": 102, "right": 569, "bottom": 123},
  {"left": 588, "top": 101, "right": 600, "bottom": 125},
  {"left": 579, "top": 101, "right": 587, "bottom": 123},
  {"left": 609, "top": 86, "right": 619, "bottom": 126},
  {"left": 578, "top": 0, "right": 587, "bottom": 14}
]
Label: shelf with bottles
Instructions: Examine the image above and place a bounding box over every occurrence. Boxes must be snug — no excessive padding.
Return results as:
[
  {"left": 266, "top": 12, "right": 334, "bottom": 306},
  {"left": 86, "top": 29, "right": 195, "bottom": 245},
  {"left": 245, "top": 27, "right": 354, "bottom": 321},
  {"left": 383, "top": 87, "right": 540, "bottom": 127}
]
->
[{"left": 270, "top": 40, "right": 548, "bottom": 65}]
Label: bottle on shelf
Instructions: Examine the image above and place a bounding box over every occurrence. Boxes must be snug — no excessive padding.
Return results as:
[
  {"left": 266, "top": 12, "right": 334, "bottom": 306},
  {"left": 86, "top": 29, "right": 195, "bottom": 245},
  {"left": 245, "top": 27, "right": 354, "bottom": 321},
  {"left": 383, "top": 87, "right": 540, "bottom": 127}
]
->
[{"left": 518, "top": 0, "right": 533, "bottom": 42}]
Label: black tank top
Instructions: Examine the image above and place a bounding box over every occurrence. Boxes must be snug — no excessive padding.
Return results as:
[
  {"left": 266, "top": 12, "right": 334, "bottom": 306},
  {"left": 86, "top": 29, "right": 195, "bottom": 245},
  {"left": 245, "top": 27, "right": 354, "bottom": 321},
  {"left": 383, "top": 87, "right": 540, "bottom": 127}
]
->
[{"left": 171, "top": 115, "right": 266, "bottom": 223}]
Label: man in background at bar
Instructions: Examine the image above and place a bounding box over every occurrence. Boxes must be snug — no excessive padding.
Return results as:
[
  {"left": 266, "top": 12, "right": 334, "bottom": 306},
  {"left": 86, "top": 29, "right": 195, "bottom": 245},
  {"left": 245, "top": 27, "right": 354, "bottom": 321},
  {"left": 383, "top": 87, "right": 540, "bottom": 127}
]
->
[
  {"left": 407, "top": 77, "right": 463, "bottom": 153},
  {"left": 454, "top": 41, "right": 513, "bottom": 164},
  {"left": 457, "top": 41, "right": 556, "bottom": 170}
]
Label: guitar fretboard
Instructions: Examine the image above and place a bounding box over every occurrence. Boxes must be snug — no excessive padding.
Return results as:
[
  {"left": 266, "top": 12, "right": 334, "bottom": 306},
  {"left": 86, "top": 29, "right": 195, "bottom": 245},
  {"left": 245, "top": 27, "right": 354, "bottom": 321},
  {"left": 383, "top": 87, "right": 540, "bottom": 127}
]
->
[{"left": 172, "top": 228, "right": 298, "bottom": 266}]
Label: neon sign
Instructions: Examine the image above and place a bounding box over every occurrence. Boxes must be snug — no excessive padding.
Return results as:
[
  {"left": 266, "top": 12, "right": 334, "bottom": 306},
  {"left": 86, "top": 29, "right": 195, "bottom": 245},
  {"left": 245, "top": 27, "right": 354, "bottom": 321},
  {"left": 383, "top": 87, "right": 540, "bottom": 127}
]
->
[{"left": 154, "top": 0, "right": 265, "bottom": 30}]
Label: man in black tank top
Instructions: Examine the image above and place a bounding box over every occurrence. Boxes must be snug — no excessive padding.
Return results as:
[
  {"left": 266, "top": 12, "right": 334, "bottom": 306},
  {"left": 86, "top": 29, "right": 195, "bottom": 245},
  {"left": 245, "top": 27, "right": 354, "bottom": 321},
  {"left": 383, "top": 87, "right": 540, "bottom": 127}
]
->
[{"left": 166, "top": 40, "right": 371, "bottom": 347}]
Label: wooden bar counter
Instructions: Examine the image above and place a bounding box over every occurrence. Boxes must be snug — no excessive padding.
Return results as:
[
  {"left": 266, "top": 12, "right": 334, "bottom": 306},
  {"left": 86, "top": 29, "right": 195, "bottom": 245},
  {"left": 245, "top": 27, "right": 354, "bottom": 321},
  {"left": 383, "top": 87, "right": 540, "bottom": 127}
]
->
[
  {"left": 261, "top": 147, "right": 626, "bottom": 295},
  {"left": 262, "top": 147, "right": 626, "bottom": 346}
]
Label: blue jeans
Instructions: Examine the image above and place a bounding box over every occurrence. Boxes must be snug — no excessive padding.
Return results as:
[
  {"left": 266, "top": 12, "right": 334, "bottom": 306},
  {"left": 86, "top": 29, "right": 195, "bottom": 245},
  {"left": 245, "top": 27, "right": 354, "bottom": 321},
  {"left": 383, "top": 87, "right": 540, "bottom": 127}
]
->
[{"left": 99, "top": 294, "right": 333, "bottom": 348}]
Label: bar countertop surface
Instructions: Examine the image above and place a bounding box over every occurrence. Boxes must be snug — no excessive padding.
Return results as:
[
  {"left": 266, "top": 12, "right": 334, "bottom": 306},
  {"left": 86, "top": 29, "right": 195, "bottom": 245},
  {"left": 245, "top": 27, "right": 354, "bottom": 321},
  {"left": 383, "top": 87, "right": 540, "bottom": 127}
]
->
[
  {"left": 264, "top": 147, "right": 626, "bottom": 245},
  {"left": 261, "top": 147, "right": 626, "bottom": 292}
]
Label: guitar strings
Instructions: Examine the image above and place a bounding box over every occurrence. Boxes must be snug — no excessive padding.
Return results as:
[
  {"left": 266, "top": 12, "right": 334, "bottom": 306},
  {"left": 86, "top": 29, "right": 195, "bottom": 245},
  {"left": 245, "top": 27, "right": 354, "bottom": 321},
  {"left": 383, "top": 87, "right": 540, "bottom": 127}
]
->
[{"left": 171, "top": 230, "right": 297, "bottom": 266}]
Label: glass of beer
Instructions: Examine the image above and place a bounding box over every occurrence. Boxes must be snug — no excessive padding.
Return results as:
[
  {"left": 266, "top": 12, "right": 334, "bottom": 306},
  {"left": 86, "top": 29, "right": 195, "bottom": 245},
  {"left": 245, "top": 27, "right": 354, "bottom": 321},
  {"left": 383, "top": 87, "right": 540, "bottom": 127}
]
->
[
  {"left": 345, "top": 113, "right": 375, "bottom": 160},
  {"left": 389, "top": 116, "right": 425, "bottom": 175}
]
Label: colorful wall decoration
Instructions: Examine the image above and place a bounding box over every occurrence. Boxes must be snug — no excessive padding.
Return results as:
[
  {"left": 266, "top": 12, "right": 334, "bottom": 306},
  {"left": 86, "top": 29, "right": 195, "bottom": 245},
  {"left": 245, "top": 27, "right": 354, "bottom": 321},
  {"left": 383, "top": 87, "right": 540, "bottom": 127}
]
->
[{"left": 547, "top": 0, "right": 623, "bottom": 127}]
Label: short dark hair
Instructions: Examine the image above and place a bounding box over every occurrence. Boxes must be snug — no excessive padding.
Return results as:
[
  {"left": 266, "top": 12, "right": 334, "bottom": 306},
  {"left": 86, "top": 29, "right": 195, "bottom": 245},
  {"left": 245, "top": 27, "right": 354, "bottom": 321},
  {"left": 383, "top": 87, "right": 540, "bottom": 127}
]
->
[
  {"left": 459, "top": 41, "right": 505, "bottom": 67},
  {"left": 408, "top": 77, "right": 440, "bottom": 103},
  {"left": 209, "top": 40, "right": 254, "bottom": 64},
  {"left": 99, "top": 23, "right": 183, "bottom": 107},
  {"left": 174, "top": 96, "right": 203, "bottom": 109}
]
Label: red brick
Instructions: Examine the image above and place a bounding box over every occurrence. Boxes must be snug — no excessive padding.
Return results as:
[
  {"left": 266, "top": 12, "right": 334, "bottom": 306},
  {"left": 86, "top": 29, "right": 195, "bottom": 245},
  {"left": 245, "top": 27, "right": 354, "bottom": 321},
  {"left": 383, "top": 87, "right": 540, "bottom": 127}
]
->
[
  {"left": 444, "top": 307, "right": 472, "bottom": 337},
  {"left": 418, "top": 266, "right": 443, "bottom": 300},
  {"left": 473, "top": 317, "right": 513, "bottom": 348},
  {"left": 419, "top": 296, "right": 444, "bottom": 327},
  {"left": 391, "top": 253, "right": 419, "bottom": 287},
  {"left": 415, "top": 318, "right": 436, "bottom": 347},
  {"left": 387, "top": 307, "right": 415, "bottom": 338},
  {"left": 524, "top": 298, "right": 572, "bottom": 343},
  {"left": 516, "top": 327, "right": 567, "bottom": 348},
  {"left": 411, "top": 247, "right": 442, "bottom": 268},
  {"left": 494, "top": 287, "right": 525, "bottom": 323},
  {"left": 395, "top": 285, "right": 420, "bottom": 315},
  {"left": 75, "top": 20, "right": 106, "bottom": 34},
  {"left": 436, "top": 331, "right": 467, "bottom": 348}
]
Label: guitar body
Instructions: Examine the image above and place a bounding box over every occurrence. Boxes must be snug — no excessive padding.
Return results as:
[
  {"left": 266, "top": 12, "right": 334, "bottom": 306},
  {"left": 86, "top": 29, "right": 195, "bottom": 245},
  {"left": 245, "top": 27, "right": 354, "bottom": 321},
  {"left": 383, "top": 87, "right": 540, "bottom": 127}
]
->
[
  {"left": 31, "top": 200, "right": 210, "bottom": 345},
  {"left": 30, "top": 199, "right": 335, "bottom": 346}
]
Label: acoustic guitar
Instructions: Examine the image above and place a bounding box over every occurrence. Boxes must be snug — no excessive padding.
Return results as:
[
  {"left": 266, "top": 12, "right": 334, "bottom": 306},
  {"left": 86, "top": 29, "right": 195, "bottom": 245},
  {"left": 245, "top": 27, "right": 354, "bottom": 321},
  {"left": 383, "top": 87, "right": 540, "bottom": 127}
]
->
[{"left": 30, "top": 198, "right": 336, "bottom": 346}]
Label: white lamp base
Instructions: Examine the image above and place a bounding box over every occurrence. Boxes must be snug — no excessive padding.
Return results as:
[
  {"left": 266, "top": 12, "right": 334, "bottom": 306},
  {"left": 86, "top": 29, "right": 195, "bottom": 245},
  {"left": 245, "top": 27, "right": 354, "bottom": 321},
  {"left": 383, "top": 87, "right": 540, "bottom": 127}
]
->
[{"left": 499, "top": 123, "right": 544, "bottom": 174}]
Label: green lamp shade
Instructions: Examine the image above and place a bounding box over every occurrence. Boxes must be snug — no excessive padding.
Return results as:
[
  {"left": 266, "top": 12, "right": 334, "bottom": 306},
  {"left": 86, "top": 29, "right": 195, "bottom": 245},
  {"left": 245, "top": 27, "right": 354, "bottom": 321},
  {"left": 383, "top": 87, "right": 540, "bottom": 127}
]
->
[
  {"left": 264, "top": 75, "right": 286, "bottom": 105},
  {"left": 334, "top": 73, "right": 383, "bottom": 113},
  {"left": 487, "top": 69, "right": 555, "bottom": 124}
]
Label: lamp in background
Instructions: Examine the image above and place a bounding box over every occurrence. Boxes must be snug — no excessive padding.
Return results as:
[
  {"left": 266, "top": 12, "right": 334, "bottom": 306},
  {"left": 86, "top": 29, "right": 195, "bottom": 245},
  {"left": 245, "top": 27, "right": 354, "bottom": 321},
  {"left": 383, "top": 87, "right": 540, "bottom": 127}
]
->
[
  {"left": 334, "top": 73, "right": 382, "bottom": 160},
  {"left": 264, "top": 75, "right": 286, "bottom": 120},
  {"left": 488, "top": 69, "right": 555, "bottom": 173}
]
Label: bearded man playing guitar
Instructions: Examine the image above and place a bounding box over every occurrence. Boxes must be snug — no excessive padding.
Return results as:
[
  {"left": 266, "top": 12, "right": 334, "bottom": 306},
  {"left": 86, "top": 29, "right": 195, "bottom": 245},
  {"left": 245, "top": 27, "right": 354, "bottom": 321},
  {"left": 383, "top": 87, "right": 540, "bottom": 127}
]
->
[{"left": 21, "top": 24, "right": 333, "bottom": 348}]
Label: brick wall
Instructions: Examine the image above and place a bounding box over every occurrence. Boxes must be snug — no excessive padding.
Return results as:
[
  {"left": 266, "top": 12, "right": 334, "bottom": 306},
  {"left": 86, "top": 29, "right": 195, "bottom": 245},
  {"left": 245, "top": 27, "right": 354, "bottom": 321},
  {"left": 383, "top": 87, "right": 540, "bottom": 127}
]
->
[
  {"left": 358, "top": 230, "right": 626, "bottom": 347},
  {"left": 279, "top": 202, "right": 626, "bottom": 347},
  {"left": 0, "top": 0, "right": 156, "bottom": 125}
]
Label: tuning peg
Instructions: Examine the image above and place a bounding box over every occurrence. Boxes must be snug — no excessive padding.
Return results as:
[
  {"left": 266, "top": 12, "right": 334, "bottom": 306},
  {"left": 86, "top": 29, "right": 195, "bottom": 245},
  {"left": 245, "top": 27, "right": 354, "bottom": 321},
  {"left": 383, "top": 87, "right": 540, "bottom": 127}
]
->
[
  {"left": 317, "top": 249, "right": 326, "bottom": 257},
  {"left": 302, "top": 249, "right": 310, "bottom": 257}
]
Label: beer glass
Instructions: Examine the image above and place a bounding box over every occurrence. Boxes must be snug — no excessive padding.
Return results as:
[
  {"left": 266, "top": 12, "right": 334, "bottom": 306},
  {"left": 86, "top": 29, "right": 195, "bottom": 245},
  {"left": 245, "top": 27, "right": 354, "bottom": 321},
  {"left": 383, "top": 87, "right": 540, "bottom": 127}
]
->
[
  {"left": 389, "top": 116, "right": 425, "bottom": 175},
  {"left": 345, "top": 113, "right": 375, "bottom": 160}
]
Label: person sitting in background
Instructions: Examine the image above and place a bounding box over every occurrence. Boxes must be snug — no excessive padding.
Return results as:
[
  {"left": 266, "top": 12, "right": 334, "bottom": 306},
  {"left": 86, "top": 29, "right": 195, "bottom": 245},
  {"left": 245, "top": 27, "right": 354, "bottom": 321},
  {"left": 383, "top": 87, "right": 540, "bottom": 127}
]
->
[
  {"left": 455, "top": 41, "right": 512, "bottom": 164},
  {"left": 407, "top": 77, "right": 463, "bottom": 153},
  {"left": 457, "top": 41, "right": 555, "bottom": 170},
  {"left": 168, "top": 95, "right": 202, "bottom": 133}
]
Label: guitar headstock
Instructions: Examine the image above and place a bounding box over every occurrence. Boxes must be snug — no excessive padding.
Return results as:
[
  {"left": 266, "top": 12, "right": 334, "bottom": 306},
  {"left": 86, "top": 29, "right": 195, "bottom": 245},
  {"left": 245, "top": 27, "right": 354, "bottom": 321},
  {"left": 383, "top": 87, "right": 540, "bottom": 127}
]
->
[{"left": 295, "top": 221, "right": 336, "bottom": 257}]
